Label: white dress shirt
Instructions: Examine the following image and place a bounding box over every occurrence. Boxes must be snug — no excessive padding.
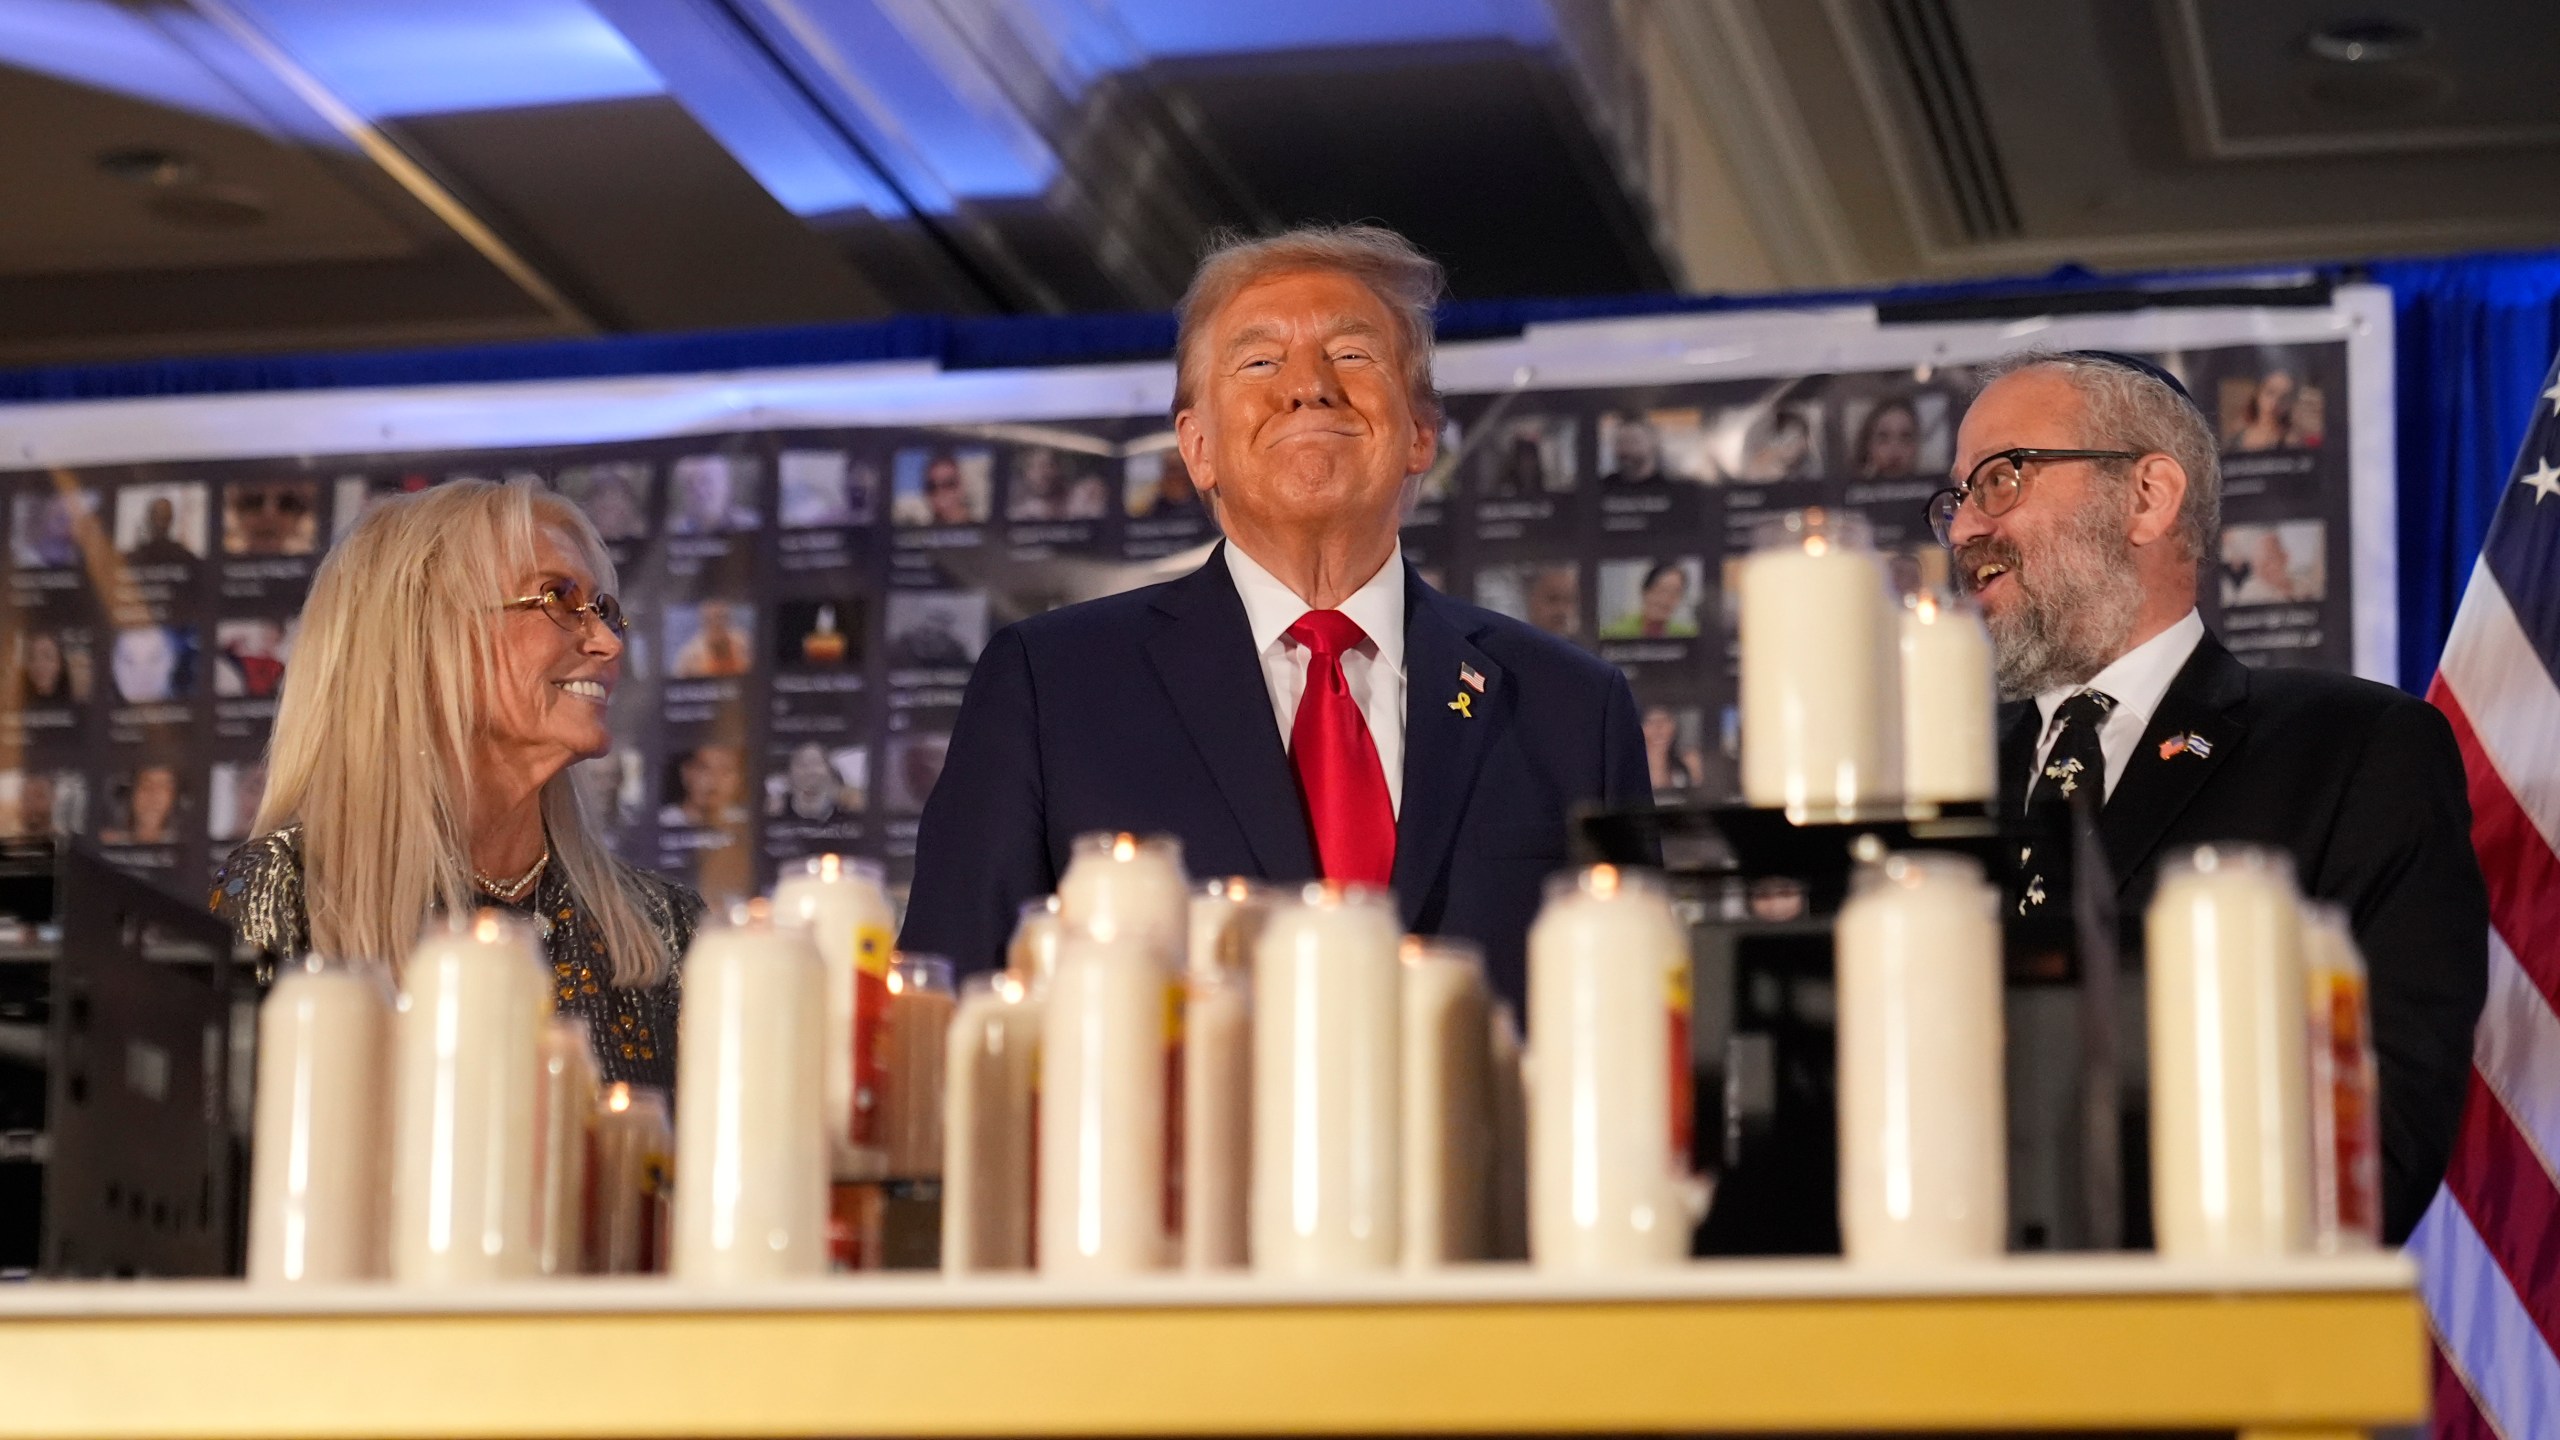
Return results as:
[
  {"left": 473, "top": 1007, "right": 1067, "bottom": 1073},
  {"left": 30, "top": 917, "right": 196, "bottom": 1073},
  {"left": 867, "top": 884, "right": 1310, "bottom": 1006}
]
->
[
  {"left": 1223, "top": 541, "right": 1408, "bottom": 816},
  {"left": 2030, "top": 608, "right": 2207, "bottom": 804}
]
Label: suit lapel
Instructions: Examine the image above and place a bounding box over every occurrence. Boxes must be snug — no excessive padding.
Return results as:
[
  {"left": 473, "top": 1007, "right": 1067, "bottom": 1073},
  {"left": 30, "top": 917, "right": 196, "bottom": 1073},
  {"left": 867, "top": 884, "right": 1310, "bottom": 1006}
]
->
[
  {"left": 1392, "top": 569, "right": 1505, "bottom": 930},
  {"left": 2099, "top": 635, "right": 2251, "bottom": 895},
  {"left": 1141, "top": 547, "right": 1318, "bottom": 880}
]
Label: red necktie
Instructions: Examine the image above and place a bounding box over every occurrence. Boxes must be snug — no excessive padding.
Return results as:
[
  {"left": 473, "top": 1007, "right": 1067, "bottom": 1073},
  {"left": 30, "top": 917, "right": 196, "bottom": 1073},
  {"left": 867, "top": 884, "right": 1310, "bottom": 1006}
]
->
[{"left": 1285, "top": 610, "right": 1396, "bottom": 887}]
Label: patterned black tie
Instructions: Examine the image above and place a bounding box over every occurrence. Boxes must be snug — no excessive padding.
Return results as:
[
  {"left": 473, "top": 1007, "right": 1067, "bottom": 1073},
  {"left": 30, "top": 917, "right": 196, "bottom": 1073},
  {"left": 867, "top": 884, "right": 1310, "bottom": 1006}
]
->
[{"left": 2017, "top": 688, "right": 2116, "bottom": 913}]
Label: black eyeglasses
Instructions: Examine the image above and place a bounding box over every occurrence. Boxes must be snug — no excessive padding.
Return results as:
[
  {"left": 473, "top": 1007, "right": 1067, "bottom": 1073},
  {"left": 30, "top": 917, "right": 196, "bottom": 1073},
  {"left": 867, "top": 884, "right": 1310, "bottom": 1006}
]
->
[
  {"left": 504, "top": 581, "right": 627, "bottom": 638},
  {"left": 1922, "top": 447, "right": 2143, "bottom": 547}
]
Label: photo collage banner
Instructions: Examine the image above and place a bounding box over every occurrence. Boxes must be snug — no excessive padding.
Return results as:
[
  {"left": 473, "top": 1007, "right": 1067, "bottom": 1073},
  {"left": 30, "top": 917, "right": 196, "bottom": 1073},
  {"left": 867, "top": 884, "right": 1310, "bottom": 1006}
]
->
[{"left": 0, "top": 299, "right": 2383, "bottom": 908}]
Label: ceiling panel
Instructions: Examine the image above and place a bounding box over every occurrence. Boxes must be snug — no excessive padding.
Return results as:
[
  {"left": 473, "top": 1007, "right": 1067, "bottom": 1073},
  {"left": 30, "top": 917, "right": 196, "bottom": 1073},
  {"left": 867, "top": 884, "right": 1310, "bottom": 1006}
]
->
[{"left": 0, "top": 63, "right": 422, "bottom": 276}]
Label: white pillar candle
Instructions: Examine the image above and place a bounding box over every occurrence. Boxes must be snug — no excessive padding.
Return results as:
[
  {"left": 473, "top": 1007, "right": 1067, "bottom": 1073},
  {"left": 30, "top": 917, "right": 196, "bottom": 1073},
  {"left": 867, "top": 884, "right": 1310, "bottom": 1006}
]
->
[
  {"left": 1188, "top": 878, "right": 1274, "bottom": 980},
  {"left": 673, "top": 903, "right": 831, "bottom": 1282},
  {"left": 1058, "top": 832, "right": 1190, "bottom": 963},
  {"left": 1897, "top": 589, "right": 1998, "bottom": 805},
  {"left": 391, "top": 912, "right": 552, "bottom": 1284},
  {"left": 1486, "top": 1002, "right": 1530, "bottom": 1262},
  {"left": 772, "top": 854, "right": 898, "bottom": 1182},
  {"left": 1835, "top": 852, "right": 2006, "bottom": 1264},
  {"left": 534, "top": 1020, "right": 600, "bottom": 1277},
  {"left": 2303, "top": 903, "right": 2383, "bottom": 1253},
  {"left": 1184, "top": 879, "right": 1270, "bottom": 1271},
  {"left": 247, "top": 956, "right": 393, "bottom": 1284},
  {"left": 1528, "top": 866, "right": 1700, "bottom": 1271},
  {"left": 1400, "top": 937, "right": 1492, "bottom": 1270},
  {"left": 2146, "top": 845, "right": 2314, "bottom": 1260},
  {"left": 1038, "top": 918, "right": 1180, "bottom": 1275},
  {"left": 1739, "top": 508, "right": 1900, "bottom": 816},
  {"left": 1251, "top": 883, "right": 1402, "bottom": 1276},
  {"left": 883, "top": 955, "right": 956, "bottom": 1180},
  {"left": 1008, "top": 895, "right": 1065, "bottom": 993},
  {"left": 589, "top": 1082, "right": 673, "bottom": 1274},
  {"left": 942, "top": 974, "right": 1041, "bottom": 1274}
]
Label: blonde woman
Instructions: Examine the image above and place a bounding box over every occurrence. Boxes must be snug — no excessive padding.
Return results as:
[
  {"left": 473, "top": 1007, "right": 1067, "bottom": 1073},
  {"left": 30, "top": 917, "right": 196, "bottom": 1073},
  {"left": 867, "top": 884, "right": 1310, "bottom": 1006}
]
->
[{"left": 213, "top": 480, "right": 697, "bottom": 1089}]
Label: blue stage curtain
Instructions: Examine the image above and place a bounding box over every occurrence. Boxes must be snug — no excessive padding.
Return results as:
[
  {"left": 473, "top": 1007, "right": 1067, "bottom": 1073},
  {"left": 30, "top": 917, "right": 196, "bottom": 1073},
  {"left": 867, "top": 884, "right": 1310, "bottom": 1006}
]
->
[{"left": 2372, "top": 251, "right": 2560, "bottom": 689}]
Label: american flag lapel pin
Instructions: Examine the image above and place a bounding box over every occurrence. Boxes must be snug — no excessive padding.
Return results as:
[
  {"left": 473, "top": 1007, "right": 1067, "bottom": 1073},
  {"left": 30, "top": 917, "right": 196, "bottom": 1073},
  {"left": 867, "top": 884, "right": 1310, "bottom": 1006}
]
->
[
  {"left": 2158, "top": 731, "right": 2214, "bottom": 761},
  {"left": 1460, "top": 662, "right": 1485, "bottom": 693}
]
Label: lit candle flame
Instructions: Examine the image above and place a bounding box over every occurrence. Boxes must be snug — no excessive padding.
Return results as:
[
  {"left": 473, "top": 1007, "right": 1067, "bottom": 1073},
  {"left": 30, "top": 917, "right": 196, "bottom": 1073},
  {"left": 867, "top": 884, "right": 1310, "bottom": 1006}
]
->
[
  {"left": 472, "top": 911, "right": 502, "bottom": 944},
  {"left": 1587, "top": 864, "right": 1621, "bottom": 899},
  {"left": 606, "top": 1083, "right": 632, "bottom": 1114},
  {"left": 1112, "top": 833, "right": 1138, "bottom": 861},
  {"left": 819, "top": 854, "right": 841, "bottom": 882}
]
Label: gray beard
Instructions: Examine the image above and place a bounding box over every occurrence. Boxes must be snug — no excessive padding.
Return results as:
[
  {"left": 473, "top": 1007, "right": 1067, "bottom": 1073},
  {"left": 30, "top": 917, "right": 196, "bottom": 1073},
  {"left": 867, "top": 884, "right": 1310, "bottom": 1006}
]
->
[{"left": 1984, "top": 506, "right": 2145, "bottom": 702}]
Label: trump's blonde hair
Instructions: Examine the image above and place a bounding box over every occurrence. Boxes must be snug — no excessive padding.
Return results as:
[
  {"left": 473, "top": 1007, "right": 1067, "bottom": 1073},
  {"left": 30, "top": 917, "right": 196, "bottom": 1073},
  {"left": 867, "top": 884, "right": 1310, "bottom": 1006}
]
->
[{"left": 255, "top": 479, "right": 668, "bottom": 985}]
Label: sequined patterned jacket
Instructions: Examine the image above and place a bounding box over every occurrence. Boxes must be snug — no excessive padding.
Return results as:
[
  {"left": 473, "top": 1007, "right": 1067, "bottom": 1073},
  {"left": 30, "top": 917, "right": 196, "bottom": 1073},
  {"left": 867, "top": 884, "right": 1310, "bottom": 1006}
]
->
[{"left": 211, "top": 825, "right": 701, "bottom": 1092}]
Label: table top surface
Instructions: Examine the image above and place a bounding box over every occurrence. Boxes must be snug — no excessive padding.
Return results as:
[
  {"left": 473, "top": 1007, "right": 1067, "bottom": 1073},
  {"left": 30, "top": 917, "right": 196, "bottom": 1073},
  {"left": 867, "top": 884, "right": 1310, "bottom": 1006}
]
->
[{"left": 0, "top": 1254, "right": 2429, "bottom": 1439}]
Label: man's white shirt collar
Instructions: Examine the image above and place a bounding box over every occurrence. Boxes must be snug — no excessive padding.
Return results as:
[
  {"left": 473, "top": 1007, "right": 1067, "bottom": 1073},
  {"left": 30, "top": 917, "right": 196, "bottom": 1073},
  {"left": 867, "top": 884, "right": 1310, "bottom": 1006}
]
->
[
  {"left": 1224, "top": 540, "right": 1407, "bottom": 676},
  {"left": 2034, "top": 608, "right": 2206, "bottom": 738}
]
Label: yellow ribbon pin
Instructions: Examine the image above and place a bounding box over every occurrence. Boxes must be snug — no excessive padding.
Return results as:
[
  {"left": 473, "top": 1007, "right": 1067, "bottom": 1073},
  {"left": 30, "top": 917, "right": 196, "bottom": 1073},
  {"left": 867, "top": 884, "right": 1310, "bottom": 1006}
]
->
[{"left": 1448, "top": 692, "right": 1474, "bottom": 718}]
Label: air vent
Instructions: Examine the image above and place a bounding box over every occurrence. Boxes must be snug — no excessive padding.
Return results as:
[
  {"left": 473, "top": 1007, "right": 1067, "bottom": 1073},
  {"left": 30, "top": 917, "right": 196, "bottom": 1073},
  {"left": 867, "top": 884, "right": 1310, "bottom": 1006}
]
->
[{"left": 1877, "top": 0, "right": 2023, "bottom": 242}]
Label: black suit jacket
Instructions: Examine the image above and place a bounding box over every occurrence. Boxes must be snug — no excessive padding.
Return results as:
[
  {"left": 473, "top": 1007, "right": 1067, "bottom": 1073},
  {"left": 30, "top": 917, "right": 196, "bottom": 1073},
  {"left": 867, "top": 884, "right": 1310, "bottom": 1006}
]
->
[
  {"left": 899, "top": 546, "right": 1654, "bottom": 1006},
  {"left": 1999, "top": 632, "right": 2487, "bottom": 1242}
]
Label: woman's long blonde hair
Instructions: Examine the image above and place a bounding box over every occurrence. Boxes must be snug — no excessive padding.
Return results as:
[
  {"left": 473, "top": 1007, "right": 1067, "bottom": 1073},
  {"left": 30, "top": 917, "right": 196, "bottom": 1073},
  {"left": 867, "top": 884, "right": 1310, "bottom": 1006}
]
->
[{"left": 256, "top": 479, "right": 669, "bottom": 985}]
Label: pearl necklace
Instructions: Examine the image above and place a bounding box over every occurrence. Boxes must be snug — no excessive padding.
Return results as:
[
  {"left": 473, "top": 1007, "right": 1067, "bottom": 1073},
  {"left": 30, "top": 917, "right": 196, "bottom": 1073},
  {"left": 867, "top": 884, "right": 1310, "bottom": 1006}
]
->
[{"left": 473, "top": 848, "right": 550, "bottom": 903}]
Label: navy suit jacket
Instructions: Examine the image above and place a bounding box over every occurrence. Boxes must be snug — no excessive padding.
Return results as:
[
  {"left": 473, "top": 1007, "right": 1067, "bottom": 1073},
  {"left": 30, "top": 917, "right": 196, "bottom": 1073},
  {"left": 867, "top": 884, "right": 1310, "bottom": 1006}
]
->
[{"left": 899, "top": 545, "right": 1653, "bottom": 1006}]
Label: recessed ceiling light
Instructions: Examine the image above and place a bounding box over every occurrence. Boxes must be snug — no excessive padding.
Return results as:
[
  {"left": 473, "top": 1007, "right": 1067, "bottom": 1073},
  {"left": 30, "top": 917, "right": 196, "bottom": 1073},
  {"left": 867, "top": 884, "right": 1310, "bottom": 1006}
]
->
[
  {"left": 2303, "top": 17, "right": 2433, "bottom": 65},
  {"left": 95, "top": 147, "right": 202, "bottom": 188}
]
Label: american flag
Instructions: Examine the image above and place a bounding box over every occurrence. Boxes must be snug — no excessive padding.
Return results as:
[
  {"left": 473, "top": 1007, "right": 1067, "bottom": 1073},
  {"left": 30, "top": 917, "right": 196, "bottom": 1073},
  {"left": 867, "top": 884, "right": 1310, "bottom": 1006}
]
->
[{"left": 2412, "top": 351, "right": 2560, "bottom": 1437}]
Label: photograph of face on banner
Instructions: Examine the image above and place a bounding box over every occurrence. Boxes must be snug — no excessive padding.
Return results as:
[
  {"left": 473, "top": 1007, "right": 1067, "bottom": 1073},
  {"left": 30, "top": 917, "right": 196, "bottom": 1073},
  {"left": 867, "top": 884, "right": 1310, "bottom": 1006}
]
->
[
  {"left": 666, "top": 600, "right": 756, "bottom": 680},
  {"left": 213, "top": 618, "right": 295, "bottom": 699},
  {"left": 1473, "top": 415, "right": 1577, "bottom": 499},
  {"left": 1123, "top": 448, "right": 1205, "bottom": 520},
  {"left": 2, "top": 769, "right": 86, "bottom": 839},
  {"left": 2221, "top": 520, "right": 2328, "bottom": 606},
  {"left": 1639, "top": 703, "right": 1713, "bottom": 797},
  {"left": 892, "top": 446, "right": 992, "bottom": 527},
  {"left": 2220, "top": 356, "right": 2328, "bottom": 453},
  {"left": 1840, "top": 391, "right": 1952, "bottom": 480},
  {"left": 115, "top": 482, "right": 208, "bottom": 567},
  {"left": 1597, "top": 557, "right": 1705, "bottom": 639},
  {"left": 557, "top": 461, "right": 654, "bottom": 540},
  {"left": 1475, "top": 560, "right": 1581, "bottom": 639},
  {"left": 221, "top": 479, "right": 319, "bottom": 557},
  {"left": 12, "top": 487, "right": 96, "bottom": 570},
  {"left": 778, "top": 449, "right": 876, "bottom": 529},
  {"left": 17, "top": 628, "right": 93, "bottom": 705},
  {"left": 1597, "top": 409, "right": 1716, "bottom": 485},
  {"left": 766, "top": 742, "right": 867, "bottom": 821},
  {"left": 102, "top": 764, "right": 184, "bottom": 846},
  {"left": 1715, "top": 399, "right": 1825, "bottom": 482},
  {"left": 110, "top": 624, "right": 197, "bottom": 704},
  {"left": 665, "top": 453, "right": 763, "bottom": 535},
  {"left": 1007, "top": 445, "right": 1110, "bottom": 521},
  {"left": 660, "top": 743, "right": 749, "bottom": 830}
]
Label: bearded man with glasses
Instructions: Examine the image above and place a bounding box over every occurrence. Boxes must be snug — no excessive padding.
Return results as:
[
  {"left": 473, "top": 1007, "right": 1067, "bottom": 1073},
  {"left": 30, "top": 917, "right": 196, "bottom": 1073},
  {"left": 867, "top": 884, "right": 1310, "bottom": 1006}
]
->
[{"left": 1936, "top": 349, "right": 2482, "bottom": 1245}]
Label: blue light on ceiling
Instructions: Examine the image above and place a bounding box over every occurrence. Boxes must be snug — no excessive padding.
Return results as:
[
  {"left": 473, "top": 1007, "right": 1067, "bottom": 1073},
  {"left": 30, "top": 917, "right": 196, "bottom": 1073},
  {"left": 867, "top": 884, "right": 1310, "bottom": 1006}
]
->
[
  {"left": 228, "top": 0, "right": 663, "bottom": 115},
  {"left": 1103, "top": 0, "right": 1554, "bottom": 59},
  {"left": 0, "top": 0, "right": 277, "bottom": 130}
]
